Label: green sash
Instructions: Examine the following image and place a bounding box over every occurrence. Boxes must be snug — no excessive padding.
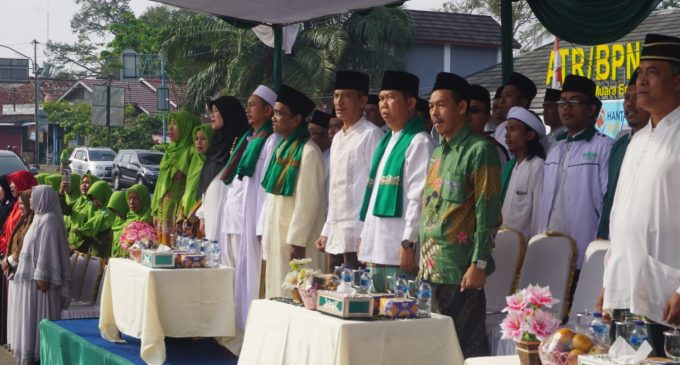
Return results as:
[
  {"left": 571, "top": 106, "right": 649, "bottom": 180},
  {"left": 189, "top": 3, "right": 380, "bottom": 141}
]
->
[
  {"left": 360, "top": 115, "right": 425, "bottom": 220},
  {"left": 261, "top": 124, "right": 310, "bottom": 196},
  {"left": 500, "top": 158, "right": 517, "bottom": 202},
  {"left": 223, "top": 122, "right": 274, "bottom": 185}
]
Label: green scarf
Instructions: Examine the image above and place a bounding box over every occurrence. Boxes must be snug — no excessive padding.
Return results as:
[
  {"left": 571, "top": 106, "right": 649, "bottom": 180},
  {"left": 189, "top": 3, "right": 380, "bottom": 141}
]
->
[
  {"left": 35, "top": 173, "right": 48, "bottom": 185},
  {"left": 66, "top": 173, "right": 82, "bottom": 205},
  {"left": 224, "top": 121, "right": 274, "bottom": 185},
  {"left": 108, "top": 191, "right": 129, "bottom": 246},
  {"left": 181, "top": 124, "right": 214, "bottom": 214},
  {"left": 152, "top": 111, "right": 200, "bottom": 214},
  {"left": 261, "top": 124, "right": 310, "bottom": 196},
  {"left": 87, "top": 181, "right": 113, "bottom": 209},
  {"left": 45, "top": 174, "right": 61, "bottom": 191},
  {"left": 500, "top": 158, "right": 517, "bottom": 202},
  {"left": 360, "top": 115, "right": 425, "bottom": 220}
]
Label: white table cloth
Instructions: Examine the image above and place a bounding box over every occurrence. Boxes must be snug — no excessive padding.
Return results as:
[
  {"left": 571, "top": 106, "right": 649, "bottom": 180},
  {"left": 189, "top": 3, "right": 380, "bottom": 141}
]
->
[
  {"left": 98, "top": 258, "right": 236, "bottom": 365},
  {"left": 464, "top": 355, "right": 520, "bottom": 365},
  {"left": 239, "top": 299, "right": 463, "bottom": 365}
]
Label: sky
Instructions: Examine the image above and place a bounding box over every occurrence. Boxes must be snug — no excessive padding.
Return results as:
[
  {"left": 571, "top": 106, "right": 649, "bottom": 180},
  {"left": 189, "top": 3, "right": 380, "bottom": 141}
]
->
[{"left": 0, "top": 0, "right": 447, "bottom": 65}]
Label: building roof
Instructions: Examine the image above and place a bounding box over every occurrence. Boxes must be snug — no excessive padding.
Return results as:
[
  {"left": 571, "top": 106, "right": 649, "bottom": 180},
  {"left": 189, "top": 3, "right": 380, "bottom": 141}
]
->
[
  {"left": 405, "top": 9, "right": 521, "bottom": 49},
  {"left": 58, "top": 77, "right": 182, "bottom": 114},
  {"left": 0, "top": 79, "right": 74, "bottom": 116},
  {"left": 465, "top": 8, "right": 680, "bottom": 113}
]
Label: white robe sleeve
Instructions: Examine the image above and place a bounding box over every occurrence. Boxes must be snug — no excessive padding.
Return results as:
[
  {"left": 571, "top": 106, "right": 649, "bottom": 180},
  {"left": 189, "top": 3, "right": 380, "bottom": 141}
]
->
[
  {"left": 401, "top": 135, "right": 434, "bottom": 242},
  {"left": 195, "top": 193, "right": 206, "bottom": 220},
  {"left": 287, "top": 144, "right": 326, "bottom": 247},
  {"left": 529, "top": 159, "right": 544, "bottom": 239},
  {"left": 255, "top": 134, "right": 279, "bottom": 236}
]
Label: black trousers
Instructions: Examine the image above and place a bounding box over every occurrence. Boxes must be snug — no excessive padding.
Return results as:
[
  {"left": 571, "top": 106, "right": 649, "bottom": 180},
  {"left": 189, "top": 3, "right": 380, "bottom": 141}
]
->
[{"left": 432, "top": 283, "right": 490, "bottom": 358}]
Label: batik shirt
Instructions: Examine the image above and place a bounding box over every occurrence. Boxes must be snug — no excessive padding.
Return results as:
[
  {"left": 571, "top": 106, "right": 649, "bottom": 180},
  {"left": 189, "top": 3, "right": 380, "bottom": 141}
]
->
[{"left": 419, "top": 125, "right": 502, "bottom": 285}]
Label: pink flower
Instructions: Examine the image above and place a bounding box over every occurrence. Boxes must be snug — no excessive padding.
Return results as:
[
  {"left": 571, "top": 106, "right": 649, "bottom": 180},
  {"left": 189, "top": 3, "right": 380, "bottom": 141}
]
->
[
  {"left": 527, "top": 310, "right": 560, "bottom": 341},
  {"left": 456, "top": 231, "right": 468, "bottom": 243},
  {"left": 500, "top": 311, "right": 526, "bottom": 342},
  {"left": 526, "top": 284, "right": 555, "bottom": 309},
  {"left": 502, "top": 290, "right": 528, "bottom": 313}
]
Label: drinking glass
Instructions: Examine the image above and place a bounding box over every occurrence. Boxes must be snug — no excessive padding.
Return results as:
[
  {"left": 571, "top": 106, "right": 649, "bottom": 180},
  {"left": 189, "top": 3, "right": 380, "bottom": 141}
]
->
[
  {"left": 333, "top": 265, "right": 343, "bottom": 279},
  {"left": 385, "top": 275, "right": 395, "bottom": 294},
  {"left": 575, "top": 311, "right": 593, "bottom": 334},
  {"left": 407, "top": 280, "right": 419, "bottom": 298},
  {"left": 664, "top": 328, "right": 680, "bottom": 361},
  {"left": 615, "top": 320, "right": 634, "bottom": 345}
]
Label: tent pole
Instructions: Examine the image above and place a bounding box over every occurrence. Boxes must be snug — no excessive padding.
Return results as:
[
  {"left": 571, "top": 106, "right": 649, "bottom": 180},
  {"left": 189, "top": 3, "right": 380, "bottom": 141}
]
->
[
  {"left": 273, "top": 25, "right": 283, "bottom": 92},
  {"left": 501, "top": 0, "right": 513, "bottom": 83}
]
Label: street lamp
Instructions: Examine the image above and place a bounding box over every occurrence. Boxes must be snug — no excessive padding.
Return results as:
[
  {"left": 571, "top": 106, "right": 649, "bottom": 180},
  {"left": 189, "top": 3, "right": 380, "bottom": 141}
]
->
[{"left": 0, "top": 40, "right": 41, "bottom": 168}]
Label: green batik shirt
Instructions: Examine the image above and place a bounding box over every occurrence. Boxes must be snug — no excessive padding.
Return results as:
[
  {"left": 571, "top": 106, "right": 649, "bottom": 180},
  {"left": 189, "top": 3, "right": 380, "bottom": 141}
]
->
[{"left": 419, "top": 124, "right": 502, "bottom": 285}]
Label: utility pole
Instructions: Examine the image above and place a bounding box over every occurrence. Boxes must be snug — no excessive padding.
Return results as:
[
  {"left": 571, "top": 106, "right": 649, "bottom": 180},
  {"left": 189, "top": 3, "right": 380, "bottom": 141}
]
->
[
  {"left": 107, "top": 76, "right": 112, "bottom": 147},
  {"left": 33, "top": 39, "right": 40, "bottom": 168}
]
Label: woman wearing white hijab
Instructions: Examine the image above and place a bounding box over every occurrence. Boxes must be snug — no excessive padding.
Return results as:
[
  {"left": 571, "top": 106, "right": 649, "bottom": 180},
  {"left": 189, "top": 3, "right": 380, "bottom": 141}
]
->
[{"left": 9, "top": 185, "right": 71, "bottom": 365}]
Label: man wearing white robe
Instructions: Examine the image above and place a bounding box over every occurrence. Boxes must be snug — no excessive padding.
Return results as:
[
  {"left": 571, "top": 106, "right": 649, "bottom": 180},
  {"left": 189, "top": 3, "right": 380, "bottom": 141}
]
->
[
  {"left": 359, "top": 71, "right": 433, "bottom": 291},
  {"left": 315, "top": 71, "right": 383, "bottom": 269},
  {"left": 307, "top": 110, "right": 332, "bottom": 209},
  {"left": 601, "top": 33, "right": 680, "bottom": 354},
  {"left": 537, "top": 75, "right": 613, "bottom": 269},
  {"left": 262, "top": 85, "right": 326, "bottom": 298},
  {"left": 232, "top": 86, "right": 280, "bottom": 330}
]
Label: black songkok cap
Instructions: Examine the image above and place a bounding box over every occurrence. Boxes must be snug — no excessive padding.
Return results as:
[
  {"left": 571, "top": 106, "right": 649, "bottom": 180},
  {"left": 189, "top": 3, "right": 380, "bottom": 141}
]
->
[
  {"left": 640, "top": 33, "right": 680, "bottom": 64},
  {"left": 367, "top": 94, "right": 379, "bottom": 105},
  {"left": 505, "top": 72, "right": 537, "bottom": 103},
  {"left": 469, "top": 84, "right": 490, "bottom": 113},
  {"left": 562, "top": 75, "right": 602, "bottom": 111},
  {"left": 432, "top": 72, "right": 471, "bottom": 103},
  {"left": 334, "top": 71, "right": 369, "bottom": 94},
  {"left": 494, "top": 86, "right": 503, "bottom": 99},
  {"left": 380, "top": 70, "right": 420, "bottom": 96},
  {"left": 276, "top": 85, "right": 315, "bottom": 119},
  {"left": 544, "top": 88, "right": 561, "bottom": 102},
  {"left": 309, "top": 110, "right": 330, "bottom": 129}
]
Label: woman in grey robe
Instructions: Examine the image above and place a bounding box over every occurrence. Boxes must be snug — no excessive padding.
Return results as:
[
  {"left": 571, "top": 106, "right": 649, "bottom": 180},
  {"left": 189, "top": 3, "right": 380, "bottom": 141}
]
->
[{"left": 10, "top": 185, "right": 71, "bottom": 365}]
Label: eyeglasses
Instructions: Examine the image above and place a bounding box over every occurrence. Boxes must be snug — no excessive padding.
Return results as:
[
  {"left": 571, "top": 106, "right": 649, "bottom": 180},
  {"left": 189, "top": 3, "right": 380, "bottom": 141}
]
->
[{"left": 556, "top": 99, "right": 588, "bottom": 107}]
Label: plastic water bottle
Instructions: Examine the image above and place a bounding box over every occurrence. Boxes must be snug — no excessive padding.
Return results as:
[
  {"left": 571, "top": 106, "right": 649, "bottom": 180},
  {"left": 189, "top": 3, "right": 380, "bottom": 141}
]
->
[
  {"left": 629, "top": 320, "right": 648, "bottom": 349},
  {"left": 358, "top": 269, "right": 372, "bottom": 294},
  {"left": 337, "top": 265, "right": 355, "bottom": 294},
  {"left": 209, "top": 240, "right": 221, "bottom": 267},
  {"left": 394, "top": 275, "right": 408, "bottom": 298},
  {"left": 175, "top": 234, "right": 184, "bottom": 251},
  {"left": 187, "top": 236, "right": 198, "bottom": 253},
  {"left": 417, "top": 280, "right": 432, "bottom": 318},
  {"left": 590, "top": 312, "right": 609, "bottom": 344},
  {"left": 200, "top": 239, "right": 209, "bottom": 254}
]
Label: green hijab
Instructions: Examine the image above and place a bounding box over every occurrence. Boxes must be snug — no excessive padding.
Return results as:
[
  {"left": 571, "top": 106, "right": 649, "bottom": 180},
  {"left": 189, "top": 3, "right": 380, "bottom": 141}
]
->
[
  {"left": 72, "top": 174, "right": 100, "bottom": 216},
  {"left": 87, "top": 180, "right": 112, "bottom": 209},
  {"left": 152, "top": 111, "right": 200, "bottom": 214},
  {"left": 65, "top": 173, "right": 82, "bottom": 205},
  {"left": 126, "top": 184, "right": 152, "bottom": 224},
  {"left": 107, "top": 191, "right": 129, "bottom": 217},
  {"left": 35, "top": 173, "right": 48, "bottom": 185},
  {"left": 181, "top": 124, "right": 214, "bottom": 215},
  {"left": 45, "top": 174, "right": 62, "bottom": 191}
]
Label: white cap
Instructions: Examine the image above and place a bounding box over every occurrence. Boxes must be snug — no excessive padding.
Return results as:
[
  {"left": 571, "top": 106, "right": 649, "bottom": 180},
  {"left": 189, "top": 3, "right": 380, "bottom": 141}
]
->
[
  {"left": 506, "top": 106, "right": 546, "bottom": 138},
  {"left": 252, "top": 85, "right": 277, "bottom": 107}
]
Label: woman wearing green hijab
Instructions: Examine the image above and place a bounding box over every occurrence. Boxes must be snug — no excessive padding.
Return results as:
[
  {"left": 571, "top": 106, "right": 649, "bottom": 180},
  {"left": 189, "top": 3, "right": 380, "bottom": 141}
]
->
[
  {"left": 71, "top": 180, "right": 114, "bottom": 258},
  {"left": 108, "top": 191, "right": 129, "bottom": 256},
  {"left": 34, "top": 173, "right": 48, "bottom": 185},
  {"left": 151, "top": 111, "right": 200, "bottom": 244},
  {"left": 59, "top": 173, "right": 97, "bottom": 233},
  {"left": 44, "top": 174, "right": 61, "bottom": 191},
  {"left": 112, "top": 184, "right": 151, "bottom": 257},
  {"left": 176, "top": 123, "right": 213, "bottom": 237}
]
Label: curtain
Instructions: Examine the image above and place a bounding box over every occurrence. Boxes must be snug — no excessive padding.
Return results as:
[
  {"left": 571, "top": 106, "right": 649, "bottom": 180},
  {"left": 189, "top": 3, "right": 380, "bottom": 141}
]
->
[{"left": 526, "top": 0, "right": 661, "bottom": 45}]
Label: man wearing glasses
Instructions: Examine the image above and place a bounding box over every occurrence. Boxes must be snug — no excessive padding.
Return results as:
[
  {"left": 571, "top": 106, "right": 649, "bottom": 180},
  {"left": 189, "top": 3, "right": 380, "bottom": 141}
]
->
[{"left": 537, "top": 74, "right": 614, "bottom": 271}]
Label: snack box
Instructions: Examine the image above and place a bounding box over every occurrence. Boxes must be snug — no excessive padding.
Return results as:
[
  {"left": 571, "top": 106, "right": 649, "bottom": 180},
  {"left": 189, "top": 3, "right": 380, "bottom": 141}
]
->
[
  {"left": 379, "top": 297, "right": 417, "bottom": 318},
  {"left": 141, "top": 249, "right": 176, "bottom": 268},
  {"left": 176, "top": 252, "right": 207, "bottom": 268},
  {"left": 369, "top": 293, "right": 394, "bottom": 315},
  {"left": 316, "top": 290, "right": 373, "bottom": 319}
]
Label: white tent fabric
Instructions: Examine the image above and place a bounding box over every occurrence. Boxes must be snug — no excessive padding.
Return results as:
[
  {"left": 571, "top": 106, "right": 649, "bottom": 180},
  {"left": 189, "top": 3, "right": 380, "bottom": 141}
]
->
[
  {"left": 252, "top": 24, "right": 300, "bottom": 54},
  {"left": 149, "top": 0, "right": 399, "bottom": 24}
]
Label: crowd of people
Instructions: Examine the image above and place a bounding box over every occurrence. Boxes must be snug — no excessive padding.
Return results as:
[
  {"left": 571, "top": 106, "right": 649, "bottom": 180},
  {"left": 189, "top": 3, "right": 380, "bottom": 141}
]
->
[{"left": 0, "top": 32, "right": 679, "bottom": 363}]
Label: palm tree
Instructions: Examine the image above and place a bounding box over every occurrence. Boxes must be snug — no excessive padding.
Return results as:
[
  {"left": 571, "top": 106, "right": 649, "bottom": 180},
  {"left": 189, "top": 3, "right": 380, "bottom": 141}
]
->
[{"left": 161, "top": 6, "right": 413, "bottom": 112}]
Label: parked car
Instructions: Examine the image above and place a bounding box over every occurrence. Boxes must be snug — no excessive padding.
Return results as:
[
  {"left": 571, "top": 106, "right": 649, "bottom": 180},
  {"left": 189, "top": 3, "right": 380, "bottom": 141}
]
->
[
  {"left": 112, "top": 149, "right": 163, "bottom": 192},
  {"left": 69, "top": 147, "right": 117, "bottom": 181},
  {"left": 0, "top": 150, "right": 31, "bottom": 176}
]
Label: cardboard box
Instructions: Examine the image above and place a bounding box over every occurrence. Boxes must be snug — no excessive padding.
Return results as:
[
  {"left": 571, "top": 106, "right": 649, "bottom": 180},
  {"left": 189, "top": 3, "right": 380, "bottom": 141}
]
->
[
  {"left": 176, "top": 253, "right": 207, "bottom": 268},
  {"left": 368, "top": 293, "right": 394, "bottom": 316},
  {"left": 379, "top": 297, "right": 417, "bottom": 318},
  {"left": 141, "top": 249, "right": 175, "bottom": 268},
  {"left": 316, "top": 290, "right": 373, "bottom": 319}
]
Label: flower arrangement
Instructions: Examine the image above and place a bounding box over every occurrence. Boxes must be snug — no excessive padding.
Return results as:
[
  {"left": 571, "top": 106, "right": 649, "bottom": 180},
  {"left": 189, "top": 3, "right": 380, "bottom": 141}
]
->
[
  {"left": 500, "top": 284, "right": 561, "bottom": 343},
  {"left": 120, "top": 222, "right": 158, "bottom": 262},
  {"left": 282, "top": 258, "right": 319, "bottom": 291}
]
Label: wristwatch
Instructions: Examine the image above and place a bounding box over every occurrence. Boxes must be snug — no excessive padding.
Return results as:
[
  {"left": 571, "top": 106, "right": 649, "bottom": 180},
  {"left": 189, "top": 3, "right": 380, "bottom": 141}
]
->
[
  {"left": 401, "top": 240, "right": 415, "bottom": 250},
  {"left": 473, "top": 259, "right": 487, "bottom": 270}
]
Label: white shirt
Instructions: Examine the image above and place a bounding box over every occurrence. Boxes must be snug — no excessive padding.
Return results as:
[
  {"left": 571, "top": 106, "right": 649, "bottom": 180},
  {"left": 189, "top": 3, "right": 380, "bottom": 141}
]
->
[
  {"left": 359, "top": 131, "right": 433, "bottom": 265},
  {"left": 221, "top": 165, "right": 245, "bottom": 235},
  {"left": 547, "top": 125, "right": 568, "bottom": 152},
  {"left": 604, "top": 105, "right": 680, "bottom": 324},
  {"left": 501, "top": 156, "right": 544, "bottom": 241},
  {"left": 323, "top": 148, "right": 330, "bottom": 210},
  {"left": 322, "top": 118, "right": 383, "bottom": 255}
]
